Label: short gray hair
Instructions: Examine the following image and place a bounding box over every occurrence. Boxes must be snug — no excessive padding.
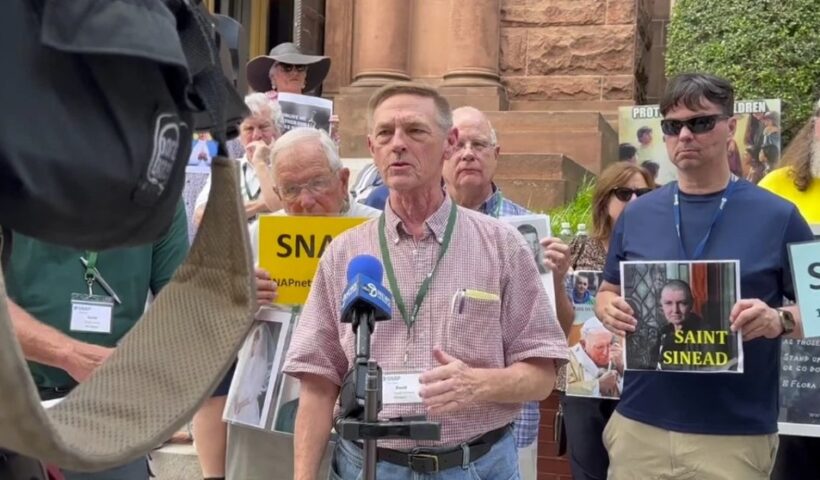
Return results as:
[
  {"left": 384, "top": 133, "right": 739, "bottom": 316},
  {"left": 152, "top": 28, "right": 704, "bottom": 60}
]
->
[
  {"left": 367, "top": 82, "right": 453, "bottom": 133},
  {"left": 270, "top": 127, "right": 342, "bottom": 179},
  {"left": 244, "top": 93, "right": 285, "bottom": 135}
]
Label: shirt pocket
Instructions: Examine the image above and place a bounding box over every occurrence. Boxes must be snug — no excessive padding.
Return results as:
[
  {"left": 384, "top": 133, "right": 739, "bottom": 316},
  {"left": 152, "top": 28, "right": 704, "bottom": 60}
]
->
[{"left": 444, "top": 293, "right": 504, "bottom": 368}]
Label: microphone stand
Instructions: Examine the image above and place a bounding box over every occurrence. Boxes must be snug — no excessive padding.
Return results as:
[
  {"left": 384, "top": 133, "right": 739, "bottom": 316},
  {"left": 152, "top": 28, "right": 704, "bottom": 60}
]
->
[{"left": 337, "top": 308, "right": 439, "bottom": 480}]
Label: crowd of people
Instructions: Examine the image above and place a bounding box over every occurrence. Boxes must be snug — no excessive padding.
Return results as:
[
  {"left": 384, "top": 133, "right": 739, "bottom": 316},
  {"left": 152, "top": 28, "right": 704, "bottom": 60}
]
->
[{"left": 5, "top": 35, "right": 820, "bottom": 480}]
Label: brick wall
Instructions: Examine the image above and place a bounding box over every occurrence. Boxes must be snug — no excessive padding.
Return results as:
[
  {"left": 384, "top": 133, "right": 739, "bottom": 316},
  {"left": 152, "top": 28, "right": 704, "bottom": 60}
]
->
[
  {"left": 537, "top": 394, "right": 572, "bottom": 480},
  {"left": 500, "top": 0, "right": 653, "bottom": 110}
]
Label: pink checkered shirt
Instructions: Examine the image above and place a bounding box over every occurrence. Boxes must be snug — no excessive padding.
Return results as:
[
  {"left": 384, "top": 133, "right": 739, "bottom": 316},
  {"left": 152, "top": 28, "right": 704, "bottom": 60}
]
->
[{"left": 283, "top": 195, "right": 568, "bottom": 449}]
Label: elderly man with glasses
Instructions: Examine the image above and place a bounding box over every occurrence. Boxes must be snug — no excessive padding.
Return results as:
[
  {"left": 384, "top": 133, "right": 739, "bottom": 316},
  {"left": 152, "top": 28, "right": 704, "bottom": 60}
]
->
[
  {"left": 226, "top": 127, "right": 379, "bottom": 480},
  {"left": 442, "top": 106, "right": 575, "bottom": 480}
]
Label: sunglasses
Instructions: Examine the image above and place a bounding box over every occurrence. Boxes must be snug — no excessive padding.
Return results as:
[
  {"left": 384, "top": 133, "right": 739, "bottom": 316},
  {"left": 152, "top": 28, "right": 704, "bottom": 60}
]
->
[
  {"left": 276, "top": 63, "right": 307, "bottom": 73},
  {"left": 611, "top": 187, "right": 653, "bottom": 202},
  {"left": 660, "top": 114, "right": 728, "bottom": 136}
]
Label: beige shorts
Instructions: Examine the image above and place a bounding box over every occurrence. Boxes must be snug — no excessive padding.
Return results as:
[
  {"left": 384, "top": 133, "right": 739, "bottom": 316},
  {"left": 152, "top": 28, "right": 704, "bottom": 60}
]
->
[{"left": 603, "top": 411, "right": 778, "bottom": 480}]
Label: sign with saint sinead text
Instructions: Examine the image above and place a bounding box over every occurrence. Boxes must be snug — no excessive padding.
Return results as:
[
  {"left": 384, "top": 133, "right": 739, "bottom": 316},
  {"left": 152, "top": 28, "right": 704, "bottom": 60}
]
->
[
  {"left": 258, "top": 216, "right": 368, "bottom": 304},
  {"left": 620, "top": 260, "right": 743, "bottom": 373},
  {"left": 789, "top": 239, "right": 820, "bottom": 338}
]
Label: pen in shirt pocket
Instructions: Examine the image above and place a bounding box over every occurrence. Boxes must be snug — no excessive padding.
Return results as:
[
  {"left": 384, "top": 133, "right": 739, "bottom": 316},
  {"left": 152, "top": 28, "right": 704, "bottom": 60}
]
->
[{"left": 450, "top": 289, "right": 466, "bottom": 315}]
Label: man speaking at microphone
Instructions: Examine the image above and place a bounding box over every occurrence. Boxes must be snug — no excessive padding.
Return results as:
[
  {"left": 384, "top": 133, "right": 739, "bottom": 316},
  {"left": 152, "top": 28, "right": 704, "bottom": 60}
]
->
[{"left": 283, "top": 82, "right": 568, "bottom": 480}]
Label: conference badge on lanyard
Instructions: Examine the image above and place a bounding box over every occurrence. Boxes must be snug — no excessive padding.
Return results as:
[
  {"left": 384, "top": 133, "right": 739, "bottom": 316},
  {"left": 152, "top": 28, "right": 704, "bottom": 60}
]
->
[{"left": 70, "top": 252, "right": 115, "bottom": 334}]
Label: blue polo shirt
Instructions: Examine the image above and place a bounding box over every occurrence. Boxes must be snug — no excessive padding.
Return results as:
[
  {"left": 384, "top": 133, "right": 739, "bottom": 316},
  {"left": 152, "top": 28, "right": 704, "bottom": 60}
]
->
[{"left": 603, "top": 179, "right": 812, "bottom": 434}]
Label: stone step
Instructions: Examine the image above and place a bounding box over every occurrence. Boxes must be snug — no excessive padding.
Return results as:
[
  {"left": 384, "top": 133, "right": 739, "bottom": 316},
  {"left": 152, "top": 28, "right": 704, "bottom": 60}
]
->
[
  {"left": 496, "top": 153, "right": 592, "bottom": 184},
  {"left": 495, "top": 130, "right": 617, "bottom": 174},
  {"left": 484, "top": 110, "right": 608, "bottom": 131},
  {"left": 494, "top": 178, "right": 570, "bottom": 213},
  {"left": 150, "top": 443, "right": 201, "bottom": 480},
  {"left": 495, "top": 154, "right": 593, "bottom": 212}
]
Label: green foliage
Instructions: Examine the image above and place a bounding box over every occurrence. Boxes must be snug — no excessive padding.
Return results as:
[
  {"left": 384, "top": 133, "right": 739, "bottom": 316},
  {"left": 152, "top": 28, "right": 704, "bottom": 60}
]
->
[
  {"left": 548, "top": 176, "right": 595, "bottom": 235},
  {"left": 666, "top": 0, "right": 820, "bottom": 141}
]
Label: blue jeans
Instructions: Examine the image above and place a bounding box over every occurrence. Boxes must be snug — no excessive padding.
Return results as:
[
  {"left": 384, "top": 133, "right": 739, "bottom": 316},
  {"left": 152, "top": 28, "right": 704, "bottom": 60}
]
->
[{"left": 329, "top": 431, "right": 520, "bottom": 480}]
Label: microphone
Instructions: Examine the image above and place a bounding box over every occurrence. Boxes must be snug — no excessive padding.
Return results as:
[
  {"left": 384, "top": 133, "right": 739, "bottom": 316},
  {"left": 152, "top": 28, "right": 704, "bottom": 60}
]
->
[
  {"left": 335, "top": 255, "right": 441, "bottom": 460},
  {"left": 341, "top": 255, "right": 393, "bottom": 325}
]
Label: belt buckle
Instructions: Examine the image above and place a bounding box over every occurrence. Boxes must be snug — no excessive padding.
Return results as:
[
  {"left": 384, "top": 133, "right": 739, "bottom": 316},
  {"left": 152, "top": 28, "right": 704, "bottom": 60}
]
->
[{"left": 408, "top": 453, "right": 439, "bottom": 473}]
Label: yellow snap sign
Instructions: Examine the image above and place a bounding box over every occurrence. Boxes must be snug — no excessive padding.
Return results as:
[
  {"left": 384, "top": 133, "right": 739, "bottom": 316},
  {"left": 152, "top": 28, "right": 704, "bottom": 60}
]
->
[{"left": 258, "top": 215, "right": 370, "bottom": 304}]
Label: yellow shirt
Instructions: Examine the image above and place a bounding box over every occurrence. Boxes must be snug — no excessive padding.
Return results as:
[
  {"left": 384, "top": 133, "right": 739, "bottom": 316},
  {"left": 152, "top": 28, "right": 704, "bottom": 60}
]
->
[{"left": 758, "top": 167, "right": 820, "bottom": 224}]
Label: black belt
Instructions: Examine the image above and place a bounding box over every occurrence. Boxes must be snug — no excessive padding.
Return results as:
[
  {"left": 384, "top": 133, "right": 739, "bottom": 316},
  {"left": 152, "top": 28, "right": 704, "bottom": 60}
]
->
[{"left": 355, "top": 424, "right": 510, "bottom": 474}]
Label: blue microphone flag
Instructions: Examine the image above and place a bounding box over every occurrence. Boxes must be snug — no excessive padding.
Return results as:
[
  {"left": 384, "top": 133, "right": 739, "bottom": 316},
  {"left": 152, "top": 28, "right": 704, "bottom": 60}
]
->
[{"left": 341, "top": 255, "right": 392, "bottom": 321}]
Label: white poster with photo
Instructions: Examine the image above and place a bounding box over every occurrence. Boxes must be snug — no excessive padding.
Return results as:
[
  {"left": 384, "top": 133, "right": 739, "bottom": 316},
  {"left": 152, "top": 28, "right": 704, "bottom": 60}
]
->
[
  {"left": 277, "top": 92, "right": 333, "bottom": 134},
  {"left": 223, "top": 307, "right": 296, "bottom": 430},
  {"left": 501, "top": 214, "right": 556, "bottom": 315},
  {"left": 563, "top": 270, "right": 624, "bottom": 398}
]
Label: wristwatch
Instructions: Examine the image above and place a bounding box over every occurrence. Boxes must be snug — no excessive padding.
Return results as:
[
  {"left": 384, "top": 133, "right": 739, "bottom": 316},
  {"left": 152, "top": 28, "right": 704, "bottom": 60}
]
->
[{"left": 777, "top": 308, "right": 796, "bottom": 336}]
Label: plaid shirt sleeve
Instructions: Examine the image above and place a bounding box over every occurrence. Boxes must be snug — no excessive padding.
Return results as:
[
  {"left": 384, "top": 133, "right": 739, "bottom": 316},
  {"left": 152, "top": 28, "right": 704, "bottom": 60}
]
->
[{"left": 513, "top": 401, "right": 541, "bottom": 448}]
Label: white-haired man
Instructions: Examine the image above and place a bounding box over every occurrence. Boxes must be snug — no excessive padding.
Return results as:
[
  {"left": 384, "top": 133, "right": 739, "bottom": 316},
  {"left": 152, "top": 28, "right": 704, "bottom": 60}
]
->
[
  {"left": 442, "top": 106, "right": 574, "bottom": 480},
  {"left": 193, "top": 92, "right": 285, "bottom": 227},
  {"left": 228, "top": 127, "right": 379, "bottom": 480},
  {"left": 566, "top": 318, "right": 622, "bottom": 397}
]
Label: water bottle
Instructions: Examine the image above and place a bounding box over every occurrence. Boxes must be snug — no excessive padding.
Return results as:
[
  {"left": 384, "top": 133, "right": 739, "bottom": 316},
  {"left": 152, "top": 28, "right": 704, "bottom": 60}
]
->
[
  {"left": 559, "top": 222, "right": 572, "bottom": 242},
  {"left": 576, "top": 223, "right": 588, "bottom": 239}
]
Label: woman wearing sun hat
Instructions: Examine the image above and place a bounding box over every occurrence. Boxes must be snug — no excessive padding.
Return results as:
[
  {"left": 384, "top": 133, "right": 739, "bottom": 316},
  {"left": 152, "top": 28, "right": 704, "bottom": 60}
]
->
[{"left": 246, "top": 42, "right": 331, "bottom": 98}]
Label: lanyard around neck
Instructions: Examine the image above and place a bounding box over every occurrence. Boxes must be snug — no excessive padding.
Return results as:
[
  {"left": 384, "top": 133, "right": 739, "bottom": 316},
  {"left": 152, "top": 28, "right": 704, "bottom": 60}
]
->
[
  {"left": 378, "top": 202, "right": 458, "bottom": 332},
  {"left": 241, "top": 163, "right": 260, "bottom": 200},
  {"left": 490, "top": 190, "right": 503, "bottom": 219},
  {"left": 673, "top": 176, "right": 738, "bottom": 260}
]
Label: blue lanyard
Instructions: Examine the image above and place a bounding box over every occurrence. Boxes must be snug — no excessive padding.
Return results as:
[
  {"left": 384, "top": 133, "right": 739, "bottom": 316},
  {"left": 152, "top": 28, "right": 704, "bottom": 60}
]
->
[
  {"left": 673, "top": 176, "right": 738, "bottom": 260},
  {"left": 490, "top": 190, "right": 503, "bottom": 218}
]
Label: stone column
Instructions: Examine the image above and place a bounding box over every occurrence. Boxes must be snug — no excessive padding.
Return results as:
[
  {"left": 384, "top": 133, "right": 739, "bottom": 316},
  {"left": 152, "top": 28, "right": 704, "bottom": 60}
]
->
[
  {"left": 351, "top": 0, "right": 410, "bottom": 86},
  {"left": 443, "top": 0, "right": 501, "bottom": 86}
]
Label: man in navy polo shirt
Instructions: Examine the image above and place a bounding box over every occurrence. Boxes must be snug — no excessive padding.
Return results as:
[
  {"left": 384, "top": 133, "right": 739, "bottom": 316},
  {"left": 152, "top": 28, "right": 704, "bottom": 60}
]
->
[{"left": 595, "top": 73, "right": 812, "bottom": 479}]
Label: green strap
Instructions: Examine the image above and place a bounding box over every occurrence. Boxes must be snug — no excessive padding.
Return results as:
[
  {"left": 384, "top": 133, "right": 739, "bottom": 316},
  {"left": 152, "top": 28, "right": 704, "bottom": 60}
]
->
[
  {"left": 378, "top": 202, "right": 458, "bottom": 332},
  {"left": 84, "top": 251, "right": 98, "bottom": 283}
]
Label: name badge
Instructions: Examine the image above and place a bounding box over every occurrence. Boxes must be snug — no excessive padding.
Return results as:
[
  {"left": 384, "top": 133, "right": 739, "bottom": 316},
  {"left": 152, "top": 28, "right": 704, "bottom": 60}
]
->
[
  {"left": 383, "top": 372, "right": 422, "bottom": 404},
  {"left": 70, "top": 293, "right": 114, "bottom": 334}
]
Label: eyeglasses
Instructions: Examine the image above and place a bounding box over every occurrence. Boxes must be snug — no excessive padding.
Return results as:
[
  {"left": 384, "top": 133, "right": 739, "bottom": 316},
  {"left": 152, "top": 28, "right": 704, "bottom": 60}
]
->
[
  {"left": 611, "top": 187, "right": 653, "bottom": 202},
  {"left": 276, "top": 63, "right": 307, "bottom": 73},
  {"left": 275, "top": 175, "right": 336, "bottom": 201},
  {"left": 455, "top": 139, "right": 495, "bottom": 154},
  {"left": 660, "top": 114, "right": 728, "bottom": 136}
]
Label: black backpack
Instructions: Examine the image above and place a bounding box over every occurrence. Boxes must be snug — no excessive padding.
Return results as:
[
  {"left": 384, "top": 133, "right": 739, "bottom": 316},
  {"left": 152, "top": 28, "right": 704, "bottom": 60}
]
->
[{"left": 0, "top": 0, "right": 247, "bottom": 250}]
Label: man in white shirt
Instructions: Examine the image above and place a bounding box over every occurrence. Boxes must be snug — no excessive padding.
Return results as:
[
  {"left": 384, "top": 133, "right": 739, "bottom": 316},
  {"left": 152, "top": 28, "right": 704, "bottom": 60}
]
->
[{"left": 228, "top": 127, "right": 379, "bottom": 480}]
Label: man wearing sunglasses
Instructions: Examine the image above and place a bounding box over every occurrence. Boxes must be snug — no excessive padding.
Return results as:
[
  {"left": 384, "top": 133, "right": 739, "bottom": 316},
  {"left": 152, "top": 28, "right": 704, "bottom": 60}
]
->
[{"left": 594, "top": 73, "right": 813, "bottom": 479}]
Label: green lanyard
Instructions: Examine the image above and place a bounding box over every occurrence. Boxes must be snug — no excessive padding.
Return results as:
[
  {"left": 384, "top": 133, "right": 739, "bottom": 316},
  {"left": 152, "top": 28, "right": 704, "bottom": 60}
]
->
[
  {"left": 378, "top": 202, "right": 458, "bottom": 334},
  {"left": 84, "top": 251, "right": 98, "bottom": 295}
]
